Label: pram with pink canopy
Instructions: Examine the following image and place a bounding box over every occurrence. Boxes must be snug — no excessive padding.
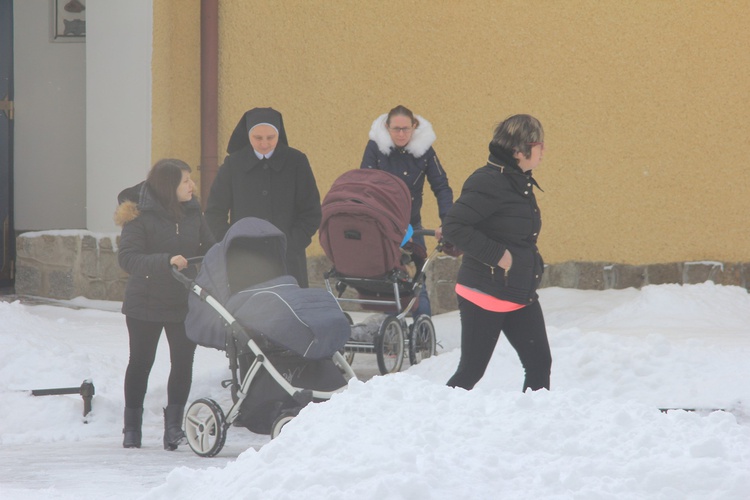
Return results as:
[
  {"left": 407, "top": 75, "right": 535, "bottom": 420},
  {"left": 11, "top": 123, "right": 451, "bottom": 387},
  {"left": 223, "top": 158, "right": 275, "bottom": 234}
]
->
[{"left": 319, "top": 169, "right": 444, "bottom": 374}]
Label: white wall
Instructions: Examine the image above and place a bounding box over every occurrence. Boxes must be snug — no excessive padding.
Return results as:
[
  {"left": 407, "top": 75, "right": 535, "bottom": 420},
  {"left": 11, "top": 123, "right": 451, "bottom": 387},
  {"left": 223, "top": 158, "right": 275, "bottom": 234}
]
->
[
  {"left": 13, "top": 0, "right": 86, "bottom": 230},
  {"left": 86, "top": 0, "right": 152, "bottom": 232}
]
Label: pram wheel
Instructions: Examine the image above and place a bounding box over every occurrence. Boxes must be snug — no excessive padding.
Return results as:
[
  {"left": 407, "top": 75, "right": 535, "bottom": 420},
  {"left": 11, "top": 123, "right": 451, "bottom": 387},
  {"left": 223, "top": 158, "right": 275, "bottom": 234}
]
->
[
  {"left": 271, "top": 407, "right": 301, "bottom": 439},
  {"left": 409, "top": 315, "right": 436, "bottom": 365},
  {"left": 184, "top": 398, "right": 227, "bottom": 457},
  {"left": 374, "top": 315, "right": 405, "bottom": 374}
]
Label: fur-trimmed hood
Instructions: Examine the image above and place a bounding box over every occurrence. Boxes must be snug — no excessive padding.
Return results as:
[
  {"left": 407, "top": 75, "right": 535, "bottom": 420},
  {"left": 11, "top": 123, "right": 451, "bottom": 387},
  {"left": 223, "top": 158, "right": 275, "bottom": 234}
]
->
[
  {"left": 114, "top": 200, "right": 140, "bottom": 227},
  {"left": 368, "top": 113, "right": 436, "bottom": 158},
  {"left": 114, "top": 181, "right": 145, "bottom": 226}
]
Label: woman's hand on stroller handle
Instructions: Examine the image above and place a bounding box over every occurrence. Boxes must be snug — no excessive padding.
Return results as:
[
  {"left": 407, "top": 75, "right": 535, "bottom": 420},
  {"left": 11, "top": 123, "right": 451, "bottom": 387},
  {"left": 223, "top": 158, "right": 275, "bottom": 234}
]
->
[
  {"left": 170, "top": 256, "right": 203, "bottom": 271},
  {"left": 170, "top": 256, "right": 203, "bottom": 287},
  {"left": 170, "top": 255, "right": 189, "bottom": 271}
]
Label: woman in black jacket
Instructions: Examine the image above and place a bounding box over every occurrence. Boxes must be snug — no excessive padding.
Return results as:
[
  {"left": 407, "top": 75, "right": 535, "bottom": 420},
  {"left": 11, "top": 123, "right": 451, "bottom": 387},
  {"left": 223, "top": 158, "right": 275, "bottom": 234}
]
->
[
  {"left": 443, "top": 114, "right": 551, "bottom": 392},
  {"left": 115, "top": 159, "right": 215, "bottom": 449},
  {"left": 204, "top": 107, "right": 321, "bottom": 287}
]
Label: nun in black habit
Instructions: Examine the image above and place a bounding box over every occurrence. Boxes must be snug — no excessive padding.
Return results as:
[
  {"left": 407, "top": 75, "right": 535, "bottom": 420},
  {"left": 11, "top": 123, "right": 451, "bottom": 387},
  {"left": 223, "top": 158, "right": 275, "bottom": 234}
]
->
[{"left": 204, "top": 107, "right": 322, "bottom": 287}]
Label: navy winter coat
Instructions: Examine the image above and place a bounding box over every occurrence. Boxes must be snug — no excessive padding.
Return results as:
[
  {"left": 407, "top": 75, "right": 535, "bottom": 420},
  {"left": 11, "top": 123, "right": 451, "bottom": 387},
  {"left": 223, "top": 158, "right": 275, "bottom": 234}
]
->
[{"left": 360, "top": 114, "right": 452, "bottom": 228}]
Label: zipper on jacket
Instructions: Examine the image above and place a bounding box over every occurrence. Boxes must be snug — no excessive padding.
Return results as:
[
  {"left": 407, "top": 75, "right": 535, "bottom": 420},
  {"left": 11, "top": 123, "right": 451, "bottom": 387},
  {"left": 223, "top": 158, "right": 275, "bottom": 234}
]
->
[
  {"left": 433, "top": 155, "right": 445, "bottom": 176},
  {"left": 412, "top": 171, "right": 424, "bottom": 186},
  {"left": 175, "top": 223, "right": 179, "bottom": 235},
  {"left": 485, "top": 262, "right": 509, "bottom": 284}
]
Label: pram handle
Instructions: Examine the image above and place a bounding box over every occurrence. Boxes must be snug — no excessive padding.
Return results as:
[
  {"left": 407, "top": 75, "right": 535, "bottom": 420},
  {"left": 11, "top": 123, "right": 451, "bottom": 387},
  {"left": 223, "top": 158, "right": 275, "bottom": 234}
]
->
[
  {"left": 170, "top": 256, "right": 204, "bottom": 288},
  {"left": 411, "top": 228, "right": 461, "bottom": 256},
  {"left": 412, "top": 229, "right": 436, "bottom": 238}
]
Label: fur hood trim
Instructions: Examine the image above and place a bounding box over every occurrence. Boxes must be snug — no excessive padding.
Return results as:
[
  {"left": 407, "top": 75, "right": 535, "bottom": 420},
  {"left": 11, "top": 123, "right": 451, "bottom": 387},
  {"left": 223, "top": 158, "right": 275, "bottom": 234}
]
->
[
  {"left": 368, "top": 113, "right": 436, "bottom": 158},
  {"left": 114, "top": 200, "right": 139, "bottom": 227}
]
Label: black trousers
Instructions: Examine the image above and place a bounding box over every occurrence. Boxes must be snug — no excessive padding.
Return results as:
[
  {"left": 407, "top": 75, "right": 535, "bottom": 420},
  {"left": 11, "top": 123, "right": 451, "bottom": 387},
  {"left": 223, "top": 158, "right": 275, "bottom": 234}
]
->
[
  {"left": 447, "top": 296, "right": 552, "bottom": 391},
  {"left": 124, "top": 317, "right": 196, "bottom": 408}
]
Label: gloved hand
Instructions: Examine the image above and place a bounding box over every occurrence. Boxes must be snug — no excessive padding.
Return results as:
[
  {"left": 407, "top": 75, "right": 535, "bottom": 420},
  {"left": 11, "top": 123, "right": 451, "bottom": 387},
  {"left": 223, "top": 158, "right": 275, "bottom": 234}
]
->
[{"left": 403, "top": 241, "right": 428, "bottom": 260}]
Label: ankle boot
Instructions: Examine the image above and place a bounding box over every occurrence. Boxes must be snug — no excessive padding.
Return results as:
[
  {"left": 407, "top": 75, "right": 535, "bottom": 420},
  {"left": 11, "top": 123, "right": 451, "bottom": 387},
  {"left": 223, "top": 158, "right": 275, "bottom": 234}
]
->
[
  {"left": 122, "top": 407, "right": 143, "bottom": 448},
  {"left": 163, "top": 404, "right": 186, "bottom": 451}
]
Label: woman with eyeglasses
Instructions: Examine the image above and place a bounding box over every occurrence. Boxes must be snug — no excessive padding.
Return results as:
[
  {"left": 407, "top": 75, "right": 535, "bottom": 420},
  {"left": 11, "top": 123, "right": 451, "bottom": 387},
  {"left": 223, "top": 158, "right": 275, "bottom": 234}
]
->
[
  {"left": 443, "top": 114, "right": 551, "bottom": 392},
  {"left": 360, "top": 105, "right": 453, "bottom": 318}
]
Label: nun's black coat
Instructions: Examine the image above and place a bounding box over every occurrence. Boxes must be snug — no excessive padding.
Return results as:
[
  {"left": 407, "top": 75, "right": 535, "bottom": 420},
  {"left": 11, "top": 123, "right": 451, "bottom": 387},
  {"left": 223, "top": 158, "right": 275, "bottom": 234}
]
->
[{"left": 204, "top": 108, "right": 321, "bottom": 287}]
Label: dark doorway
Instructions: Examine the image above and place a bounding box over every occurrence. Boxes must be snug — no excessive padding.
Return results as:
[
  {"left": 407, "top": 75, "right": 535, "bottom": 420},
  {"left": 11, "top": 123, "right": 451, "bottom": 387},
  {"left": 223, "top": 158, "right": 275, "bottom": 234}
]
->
[{"left": 0, "top": 0, "right": 14, "bottom": 287}]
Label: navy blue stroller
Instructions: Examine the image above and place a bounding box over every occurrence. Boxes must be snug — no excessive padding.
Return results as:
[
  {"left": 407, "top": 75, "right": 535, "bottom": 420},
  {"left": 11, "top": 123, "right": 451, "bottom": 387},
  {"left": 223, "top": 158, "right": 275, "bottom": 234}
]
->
[{"left": 173, "top": 217, "right": 355, "bottom": 457}]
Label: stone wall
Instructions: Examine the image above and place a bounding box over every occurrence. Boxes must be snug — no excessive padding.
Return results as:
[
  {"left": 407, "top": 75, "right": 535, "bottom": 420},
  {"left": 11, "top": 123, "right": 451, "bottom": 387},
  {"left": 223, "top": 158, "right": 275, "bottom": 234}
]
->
[
  {"left": 14, "top": 232, "right": 750, "bottom": 309},
  {"left": 307, "top": 256, "right": 750, "bottom": 314},
  {"left": 15, "top": 231, "right": 127, "bottom": 301},
  {"left": 539, "top": 260, "right": 750, "bottom": 291}
]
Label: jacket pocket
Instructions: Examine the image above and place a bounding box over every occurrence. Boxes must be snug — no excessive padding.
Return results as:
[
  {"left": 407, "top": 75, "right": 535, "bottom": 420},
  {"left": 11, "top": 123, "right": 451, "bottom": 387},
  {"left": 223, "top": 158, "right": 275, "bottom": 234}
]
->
[{"left": 504, "top": 248, "right": 534, "bottom": 292}]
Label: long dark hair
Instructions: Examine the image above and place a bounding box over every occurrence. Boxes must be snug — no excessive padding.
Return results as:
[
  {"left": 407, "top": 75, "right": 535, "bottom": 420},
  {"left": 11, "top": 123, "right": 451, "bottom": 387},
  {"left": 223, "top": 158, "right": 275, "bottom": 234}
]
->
[{"left": 145, "top": 159, "right": 192, "bottom": 220}]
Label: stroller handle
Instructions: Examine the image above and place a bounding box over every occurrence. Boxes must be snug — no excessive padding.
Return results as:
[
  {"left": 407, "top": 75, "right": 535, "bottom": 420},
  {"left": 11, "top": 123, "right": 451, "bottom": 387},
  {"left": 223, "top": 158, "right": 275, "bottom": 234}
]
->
[
  {"left": 170, "top": 256, "right": 204, "bottom": 288},
  {"left": 412, "top": 228, "right": 461, "bottom": 256},
  {"left": 412, "top": 228, "right": 436, "bottom": 238}
]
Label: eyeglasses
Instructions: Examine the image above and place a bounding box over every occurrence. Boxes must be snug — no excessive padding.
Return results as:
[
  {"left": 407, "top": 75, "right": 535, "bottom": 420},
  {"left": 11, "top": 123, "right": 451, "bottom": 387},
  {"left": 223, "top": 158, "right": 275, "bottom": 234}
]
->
[
  {"left": 388, "top": 126, "right": 414, "bottom": 134},
  {"left": 527, "top": 142, "right": 545, "bottom": 150}
]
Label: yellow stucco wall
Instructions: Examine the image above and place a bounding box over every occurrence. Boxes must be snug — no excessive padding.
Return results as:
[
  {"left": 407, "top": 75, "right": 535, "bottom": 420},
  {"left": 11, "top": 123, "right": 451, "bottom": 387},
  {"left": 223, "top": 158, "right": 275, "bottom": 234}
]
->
[
  {"left": 152, "top": 0, "right": 201, "bottom": 183},
  {"left": 152, "top": 0, "right": 750, "bottom": 265}
]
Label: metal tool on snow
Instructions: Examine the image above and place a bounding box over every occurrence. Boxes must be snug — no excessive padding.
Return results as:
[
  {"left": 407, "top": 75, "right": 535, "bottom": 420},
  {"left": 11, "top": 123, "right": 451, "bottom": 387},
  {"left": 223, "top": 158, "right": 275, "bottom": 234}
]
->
[{"left": 30, "top": 379, "right": 95, "bottom": 420}]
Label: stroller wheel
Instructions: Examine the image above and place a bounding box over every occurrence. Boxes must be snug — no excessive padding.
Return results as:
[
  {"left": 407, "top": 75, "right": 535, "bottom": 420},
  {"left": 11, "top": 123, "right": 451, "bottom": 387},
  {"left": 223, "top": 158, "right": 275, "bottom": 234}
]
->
[
  {"left": 184, "top": 398, "right": 227, "bottom": 457},
  {"left": 271, "top": 407, "right": 301, "bottom": 439},
  {"left": 374, "top": 315, "right": 405, "bottom": 375},
  {"left": 409, "top": 315, "right": 436, "bottom": 365}
]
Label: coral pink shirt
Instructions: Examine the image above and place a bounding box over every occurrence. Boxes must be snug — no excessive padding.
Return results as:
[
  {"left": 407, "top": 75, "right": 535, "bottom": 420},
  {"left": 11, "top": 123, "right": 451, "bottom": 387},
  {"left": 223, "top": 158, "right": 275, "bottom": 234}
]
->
[{"left": 455, "top": 284, "right": 527, "bottom": 313}]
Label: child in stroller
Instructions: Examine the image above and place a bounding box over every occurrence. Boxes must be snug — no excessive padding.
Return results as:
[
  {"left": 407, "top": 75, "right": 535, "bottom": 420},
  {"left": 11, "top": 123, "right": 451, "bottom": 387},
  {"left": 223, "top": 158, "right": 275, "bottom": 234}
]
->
[
  {"left": 173, "top": 217, "right": 355, "bottom": 457},
  {"left": 319, "top": 169, "right": 446, "bottom": 375}
]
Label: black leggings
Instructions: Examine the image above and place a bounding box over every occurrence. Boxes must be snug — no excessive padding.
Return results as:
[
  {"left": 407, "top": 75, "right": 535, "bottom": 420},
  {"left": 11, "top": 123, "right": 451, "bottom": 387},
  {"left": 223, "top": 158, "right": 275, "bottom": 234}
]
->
[
  {"left": 447, "top": 297, "right": 552, "bottom": 391},
  {"left": 124, "top": 317, "right": 196, "bottom": 408}
]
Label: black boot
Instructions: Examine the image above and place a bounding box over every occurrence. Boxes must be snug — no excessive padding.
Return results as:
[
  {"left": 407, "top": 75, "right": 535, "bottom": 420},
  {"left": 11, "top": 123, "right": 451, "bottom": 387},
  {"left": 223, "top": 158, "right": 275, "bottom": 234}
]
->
[
  {"left": 122, "top": 407, "right": 143, "bottom": 448},
  {"left": 163, "top": 404, "right": 186, "bottom": 451}
]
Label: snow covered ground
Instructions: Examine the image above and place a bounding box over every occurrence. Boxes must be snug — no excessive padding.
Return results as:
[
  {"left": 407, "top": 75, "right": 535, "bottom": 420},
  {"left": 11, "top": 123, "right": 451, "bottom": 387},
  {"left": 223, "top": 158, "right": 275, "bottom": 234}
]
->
[{"left": 1, "top": 282, "right": 749, "bottom": 499}]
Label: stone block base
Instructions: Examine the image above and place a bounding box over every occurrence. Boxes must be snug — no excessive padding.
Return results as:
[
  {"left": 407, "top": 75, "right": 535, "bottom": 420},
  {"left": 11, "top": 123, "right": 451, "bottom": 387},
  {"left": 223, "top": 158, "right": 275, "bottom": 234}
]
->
[
  {"left": 310, "top": 256, "right": 750, "bottom": 314},
  {"left": 14, "top": 232, "right": 750, "bottom": 311},
  {"left": 16, "top": 231, "right": 127, "bottom": 301}
]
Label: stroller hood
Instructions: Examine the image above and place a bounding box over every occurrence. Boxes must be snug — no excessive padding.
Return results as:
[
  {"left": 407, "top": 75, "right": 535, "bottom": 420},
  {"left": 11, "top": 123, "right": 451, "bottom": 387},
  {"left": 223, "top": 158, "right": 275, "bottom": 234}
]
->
[
  {"left": 320, "top": 169, "right": 412, "bottom": 278},
  {"left": 185, "top": 217, "right": 349, "bottom": 358},
  {"left": 199, "top": 217, "right": 288, "bottom": 305}
]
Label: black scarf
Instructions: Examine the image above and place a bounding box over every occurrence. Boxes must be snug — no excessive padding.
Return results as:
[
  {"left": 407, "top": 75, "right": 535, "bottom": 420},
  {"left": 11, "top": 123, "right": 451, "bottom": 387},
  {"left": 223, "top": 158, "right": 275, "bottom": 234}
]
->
[
  {"left": 487, "top": 141, "right": 542, "bottom": 190},
  {"left": 488, "top": 142, "right": 521, "bottom": 172}
]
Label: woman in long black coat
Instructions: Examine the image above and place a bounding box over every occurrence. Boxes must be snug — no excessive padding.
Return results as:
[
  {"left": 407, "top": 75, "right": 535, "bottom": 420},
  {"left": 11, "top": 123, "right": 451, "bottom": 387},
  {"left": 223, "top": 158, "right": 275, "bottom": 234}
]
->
[
  {"left": 443, "top": 114, "right": 551, "bottom": 392},
  {"left": 116, "top": 159, "right": 215, "bottom": 450},
  {"left": 204, "top": 107, "right": 321, "bottom": 287}
]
